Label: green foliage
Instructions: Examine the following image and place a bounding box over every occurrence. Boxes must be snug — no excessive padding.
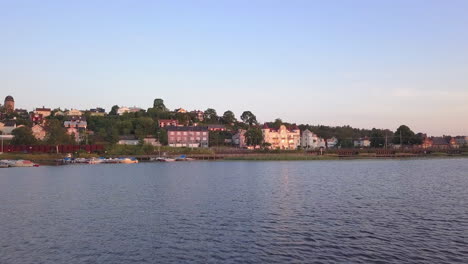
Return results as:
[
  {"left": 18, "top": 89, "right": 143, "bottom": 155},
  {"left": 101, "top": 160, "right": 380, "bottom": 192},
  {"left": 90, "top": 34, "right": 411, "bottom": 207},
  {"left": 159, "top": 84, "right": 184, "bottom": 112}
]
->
[
  {"left": 44, "top": 119, "right": 75, "bottom": 145},
  {"left": 221, "top": 110, "right": 236, "bottom": 124},
  {"left": 204, "top": 108, "right": 218, "bottom": 123},
  {"left": 370, "top": 128, "right": 385, "bottom": 148},
  {"left": 241, "top": 111, "right": 258, "bottom": 126},
  {"left": 109, "top": 105, "right": 119, "bottom": 115},
  {"left": 153, "top": 98, "right": 168, "bottom": 111},
  {"left": 11, "top": 126, "right": 37, "bottom": 145},
  {"left": 393, "top": 125, "right": 422, "bottom": 145},
  {"left": 245, "top": 127, "right": 263, "bottom": 146}
]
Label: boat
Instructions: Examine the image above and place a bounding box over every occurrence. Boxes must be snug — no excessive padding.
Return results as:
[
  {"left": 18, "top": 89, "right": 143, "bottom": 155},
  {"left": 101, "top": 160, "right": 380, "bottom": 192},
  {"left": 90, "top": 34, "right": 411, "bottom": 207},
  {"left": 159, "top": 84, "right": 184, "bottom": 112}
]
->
[
  {"left": 117, "top": 157, "right": 139, "bottom": 164},
  {"left": 9, "top": 160, "right": 38, "bottom": 167},
  {"left": 154, "top": 157, "right": 176, "bottom": 162},
  {"left": 175, "top": 155, "right": 195, "bottom": 161},
  {"left": 0, "top": 162, "right": 9, "bottom": 168}
]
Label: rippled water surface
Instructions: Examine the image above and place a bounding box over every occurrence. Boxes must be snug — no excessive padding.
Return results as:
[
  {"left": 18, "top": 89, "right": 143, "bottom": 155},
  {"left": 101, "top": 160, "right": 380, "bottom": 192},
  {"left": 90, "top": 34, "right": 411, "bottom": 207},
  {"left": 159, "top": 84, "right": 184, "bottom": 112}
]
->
[{"left": 0, "top": 159, "right": 467, "bottom": 263}]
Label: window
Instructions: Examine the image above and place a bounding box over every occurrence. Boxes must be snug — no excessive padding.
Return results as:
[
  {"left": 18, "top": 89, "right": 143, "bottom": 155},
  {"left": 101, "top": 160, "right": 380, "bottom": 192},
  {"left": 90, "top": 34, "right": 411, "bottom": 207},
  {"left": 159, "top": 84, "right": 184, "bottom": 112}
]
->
[
  {"left": 183, "top": 132, "right": 187, "bottom": 135},
  {"left": 177, "top": 131, "right": 181, "bottom": 135},
  {"left": 202, "top": 137, "right": 207, "bottom": 141},
  {"left": 197, "top": 132, "right": 201, "bottom": 135},
  {"left": 202, "top": 132, "right": 207, "bottom": 135}
]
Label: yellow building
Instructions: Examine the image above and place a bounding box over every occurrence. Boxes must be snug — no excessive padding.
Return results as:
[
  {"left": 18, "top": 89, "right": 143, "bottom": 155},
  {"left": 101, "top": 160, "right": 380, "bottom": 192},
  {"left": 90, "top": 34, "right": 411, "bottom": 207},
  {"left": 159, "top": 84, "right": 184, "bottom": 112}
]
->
[{"left": 262, "top": 124, "right": 301, "bottom": 150}]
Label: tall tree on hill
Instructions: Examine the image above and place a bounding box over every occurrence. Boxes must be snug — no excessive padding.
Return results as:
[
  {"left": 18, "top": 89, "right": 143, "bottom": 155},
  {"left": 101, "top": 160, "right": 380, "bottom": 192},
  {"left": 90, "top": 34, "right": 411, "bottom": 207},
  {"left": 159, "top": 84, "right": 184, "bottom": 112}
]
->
[
  {"left": 153, "top": 98, "right": 168, "bottom": 111},
  {"left": 393, "top": 125, "right": 417, "bottom": 145},
  {"left": 109, "top": 105, "right": 119, "bottom": 115},
  {"left": 241, "top": 111, "right": 258, "bottom": 126},
  {"left": 245, "top": 127, "right": 263, "bottom": 146},
  {"left": 221, "top": 110, "right": 237, "bottom": 125},
  {"left": 44, "top": 119, "right": 75, "bottom": 145},
  {"left": 204, "top": 108, "right": 218, "bottom": 123},
  {"left": 11, "top": 127, "right": 37, "bottom": 145},
  {"left": 370, "top": 128, "right": 385, "bottom": 148}
]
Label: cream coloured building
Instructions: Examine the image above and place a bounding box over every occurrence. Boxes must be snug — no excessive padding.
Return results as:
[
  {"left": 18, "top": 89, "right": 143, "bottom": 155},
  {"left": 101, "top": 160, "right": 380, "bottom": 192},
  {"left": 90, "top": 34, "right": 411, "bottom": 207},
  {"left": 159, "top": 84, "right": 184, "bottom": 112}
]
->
[{"left": 262, "top": 124, "right": 300, "bottom": 150}]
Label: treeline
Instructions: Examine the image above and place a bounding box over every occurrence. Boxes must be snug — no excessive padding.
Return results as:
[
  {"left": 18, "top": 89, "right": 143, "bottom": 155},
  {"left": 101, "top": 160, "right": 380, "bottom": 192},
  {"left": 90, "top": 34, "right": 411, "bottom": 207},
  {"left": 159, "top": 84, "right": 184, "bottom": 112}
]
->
[{"left": 3, "top": 98, "right": 426, "bottom": 148}]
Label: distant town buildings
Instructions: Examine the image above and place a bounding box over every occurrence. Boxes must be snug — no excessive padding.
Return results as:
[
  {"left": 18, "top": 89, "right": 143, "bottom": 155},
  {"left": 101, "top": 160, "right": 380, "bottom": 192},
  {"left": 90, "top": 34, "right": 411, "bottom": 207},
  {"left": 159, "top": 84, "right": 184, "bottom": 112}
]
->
[
  {"left": 262, "top": 124, "right": 300, "bottom": 150},
  {"left": 65, "top": 109, "right": 83, "bottom": 116},
  {"left": 34, "top": 107, "right": 51, "bottom": 118},
  {"left": 117, "top": 106, "right": 143, "bottom": 115},
  {"left": 89, "top": 107, "right": 106, "bottom": 116},
  {"left": 354, "top": 137, "right": 371, "bottom": 148},
  {"left": 167, "top": 126, "right": 209, "bottom": 148},
  {"left": 207, "top": 124, "right": 227, "bottom": 131},
  {"left": 158, "top": 119, "right": 179, "bottom": 128},
  {"left": 232, "top": 129, "right": 247, "bottom": 148}
]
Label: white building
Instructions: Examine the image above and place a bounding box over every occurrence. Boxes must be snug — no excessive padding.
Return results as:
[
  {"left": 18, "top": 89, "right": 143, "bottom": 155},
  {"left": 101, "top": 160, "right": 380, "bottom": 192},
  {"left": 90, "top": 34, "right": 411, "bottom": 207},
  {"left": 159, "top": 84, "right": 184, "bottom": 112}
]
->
[
  {"left": 301, "top": 129, "right": 326, "bottom": 149},
  {"left": 117, "top": 106, "right": 143, "bottom": 115},
  {"left": 354, "top": 137, "right": 371, "bottom": 148}
]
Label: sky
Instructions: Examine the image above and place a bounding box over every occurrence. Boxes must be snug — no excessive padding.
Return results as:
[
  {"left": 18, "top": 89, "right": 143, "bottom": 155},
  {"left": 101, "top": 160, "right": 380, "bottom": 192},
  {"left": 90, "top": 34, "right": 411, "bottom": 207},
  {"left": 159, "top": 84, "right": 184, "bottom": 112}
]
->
[{"left": 1, "top": 0, "right": 467, "bottom": 136}]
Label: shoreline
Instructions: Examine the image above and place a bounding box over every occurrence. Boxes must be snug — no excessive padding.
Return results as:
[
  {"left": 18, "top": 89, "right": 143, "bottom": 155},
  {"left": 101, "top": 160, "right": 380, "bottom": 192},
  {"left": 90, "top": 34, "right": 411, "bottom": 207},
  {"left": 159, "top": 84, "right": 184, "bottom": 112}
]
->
[{"left": 1, "top": 152, "right": 467, "bottom": 165}]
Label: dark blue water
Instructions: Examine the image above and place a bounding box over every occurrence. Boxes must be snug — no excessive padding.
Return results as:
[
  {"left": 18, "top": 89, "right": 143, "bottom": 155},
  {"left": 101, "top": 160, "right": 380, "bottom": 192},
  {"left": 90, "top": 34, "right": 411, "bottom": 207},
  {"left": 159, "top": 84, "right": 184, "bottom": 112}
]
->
[{"left": 0, "top": 159, "right": 467, "bottom": 263}]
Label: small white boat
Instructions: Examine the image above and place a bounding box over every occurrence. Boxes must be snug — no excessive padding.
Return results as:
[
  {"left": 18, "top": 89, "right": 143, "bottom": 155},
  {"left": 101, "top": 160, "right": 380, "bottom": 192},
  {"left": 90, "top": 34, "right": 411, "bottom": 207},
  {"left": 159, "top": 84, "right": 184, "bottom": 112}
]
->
[
  {"left": 155, "top": 157, "right": 176, "bottom": 162},
  {"left": 9, "top": 160, "right": 39, "bottom": 167},
  {"left": 118, "top": 158, "right": 139, "bottom": 164}
]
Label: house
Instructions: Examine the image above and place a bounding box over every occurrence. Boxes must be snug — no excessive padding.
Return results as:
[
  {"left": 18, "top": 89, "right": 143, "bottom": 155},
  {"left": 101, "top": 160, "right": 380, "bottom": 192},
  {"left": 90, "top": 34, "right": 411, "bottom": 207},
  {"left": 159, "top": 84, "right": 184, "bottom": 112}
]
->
[
  {"left": 449, "top": 138, "right": 459, "bottom": 149},
  {"left": 301, "top": 129, "right": 326, "bottom": 149},
  {"left": 354, "top": 137, "right": 371, "bottom": 148},
  {"left": 166, "top": 126, "right": 209, "bottom": 148},
  {"left": 175, "top": 108, "right": 187, "bottom": 113},
  {"left": 158, "top": 119, "right": 179, "bottom": 128},
  {"left": 65, "top": 109, "right": 83, "bottom": 116},
  {"left": 118, "top": 135, "right": 140, "bottom": 145},
  {"left": 117, "top": 106, "right": 143, "bottom": 115},
  {"left": 64, "top": 119, "right": 87, "bottom": 129},
  {"left": 143, "top": 136, "right": 161, "bottom": 146},
  {"left": 14, "top": 109, "right": 29, "bottom": 119},
  {"left": 207, "top": 124, "right": 227, "bottom": 131},
  {"left": 54, "top": 110, "right": 65, "bottom": 116},
  {"left": 0, "top": 120, "right": 21, "bottom": 135},
  {"left": 422, "top": 137, "right": 433, "bottom": 149},
  {"left": 31, "top": 124, "right": 46, "bottom": 140},
  {"left": 30, "top": 113, "right": 44, "bottom": 125},
  {"left": 327, "top": 137, "right": 339, "bottom": 148},
  {"left": 454, "top": 136, "right": 468, "bottom": 147},
  {"left": 431, "top": 137, "right": 450, "bottom": 150},
  {"left": 262, "top": 124, "right": 301, "bottom": 150},
  {"left": 34, "top": 107, "right": 51, "bottom": 118},
  {"left": 232, "top": 129, "right": 247, "bottom": 148},
  {"left": 89, "top": 107, "right": 106, "bottom": 116}
]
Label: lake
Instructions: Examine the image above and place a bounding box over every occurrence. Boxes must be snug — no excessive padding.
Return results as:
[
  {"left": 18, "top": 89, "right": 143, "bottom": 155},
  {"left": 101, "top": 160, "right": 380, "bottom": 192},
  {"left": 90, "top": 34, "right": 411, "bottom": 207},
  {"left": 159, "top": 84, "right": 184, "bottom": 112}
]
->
[{"left": 0, "top": 159, "right": 467, "bottom": 263}]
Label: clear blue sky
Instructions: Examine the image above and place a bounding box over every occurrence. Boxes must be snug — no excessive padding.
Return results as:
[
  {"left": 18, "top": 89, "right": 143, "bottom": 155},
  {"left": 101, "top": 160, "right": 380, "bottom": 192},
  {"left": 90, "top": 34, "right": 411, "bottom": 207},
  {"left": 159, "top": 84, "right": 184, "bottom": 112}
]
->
[{"left": 1, "top": 0, "right": 467, "bottom": 136}]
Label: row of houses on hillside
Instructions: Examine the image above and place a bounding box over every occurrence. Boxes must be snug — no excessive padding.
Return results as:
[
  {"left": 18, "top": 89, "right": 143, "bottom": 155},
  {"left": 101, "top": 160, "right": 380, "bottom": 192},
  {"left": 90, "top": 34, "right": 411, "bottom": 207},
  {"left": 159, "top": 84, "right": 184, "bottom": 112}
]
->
[{"left": 421, "top": 136, "right": 468, "bottom": 149}]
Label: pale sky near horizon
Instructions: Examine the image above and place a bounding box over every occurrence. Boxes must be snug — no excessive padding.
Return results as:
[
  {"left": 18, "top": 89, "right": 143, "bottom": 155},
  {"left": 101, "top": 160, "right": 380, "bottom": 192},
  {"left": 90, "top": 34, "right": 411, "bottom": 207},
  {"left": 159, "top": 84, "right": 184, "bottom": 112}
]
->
[{"left": 1, "top": 0, "right": 467, "bottom": 136}]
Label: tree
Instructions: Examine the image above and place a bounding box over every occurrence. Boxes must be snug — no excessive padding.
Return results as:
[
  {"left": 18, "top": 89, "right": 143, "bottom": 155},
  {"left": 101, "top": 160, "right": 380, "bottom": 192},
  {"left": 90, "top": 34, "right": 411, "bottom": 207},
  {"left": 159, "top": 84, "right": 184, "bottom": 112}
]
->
[
  {"left": 153, "top": 98, "right": 168, "bottom": 111},
  {"left": 245, "top": 127, "right": 263, "bottom": 146},
  {"left": 109, "top": 105, "right": 119, "bottom": 115},
  {"left": 272, "top": 118, "right": 283, "bottom": 129},
  {"left": 204, "top": 108, "right": 218, "bottom": 123},
  {"left": 241, "top": 111, "right": 258, "bottom": 126},
  {"left": 222, "top": 110, "right": 236, "bottom": 125},
  {"left": 44, "top": 119, "right": 75, "bottom": 145},
  {"left": 370, "top": 128, "right": 385, "bottom": 148},
  {"left": 393, "top": 125, "right": 416, "bottom": 145},
  {"left": 11, "top": 127, "right": 37, "bottom": 145}
]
